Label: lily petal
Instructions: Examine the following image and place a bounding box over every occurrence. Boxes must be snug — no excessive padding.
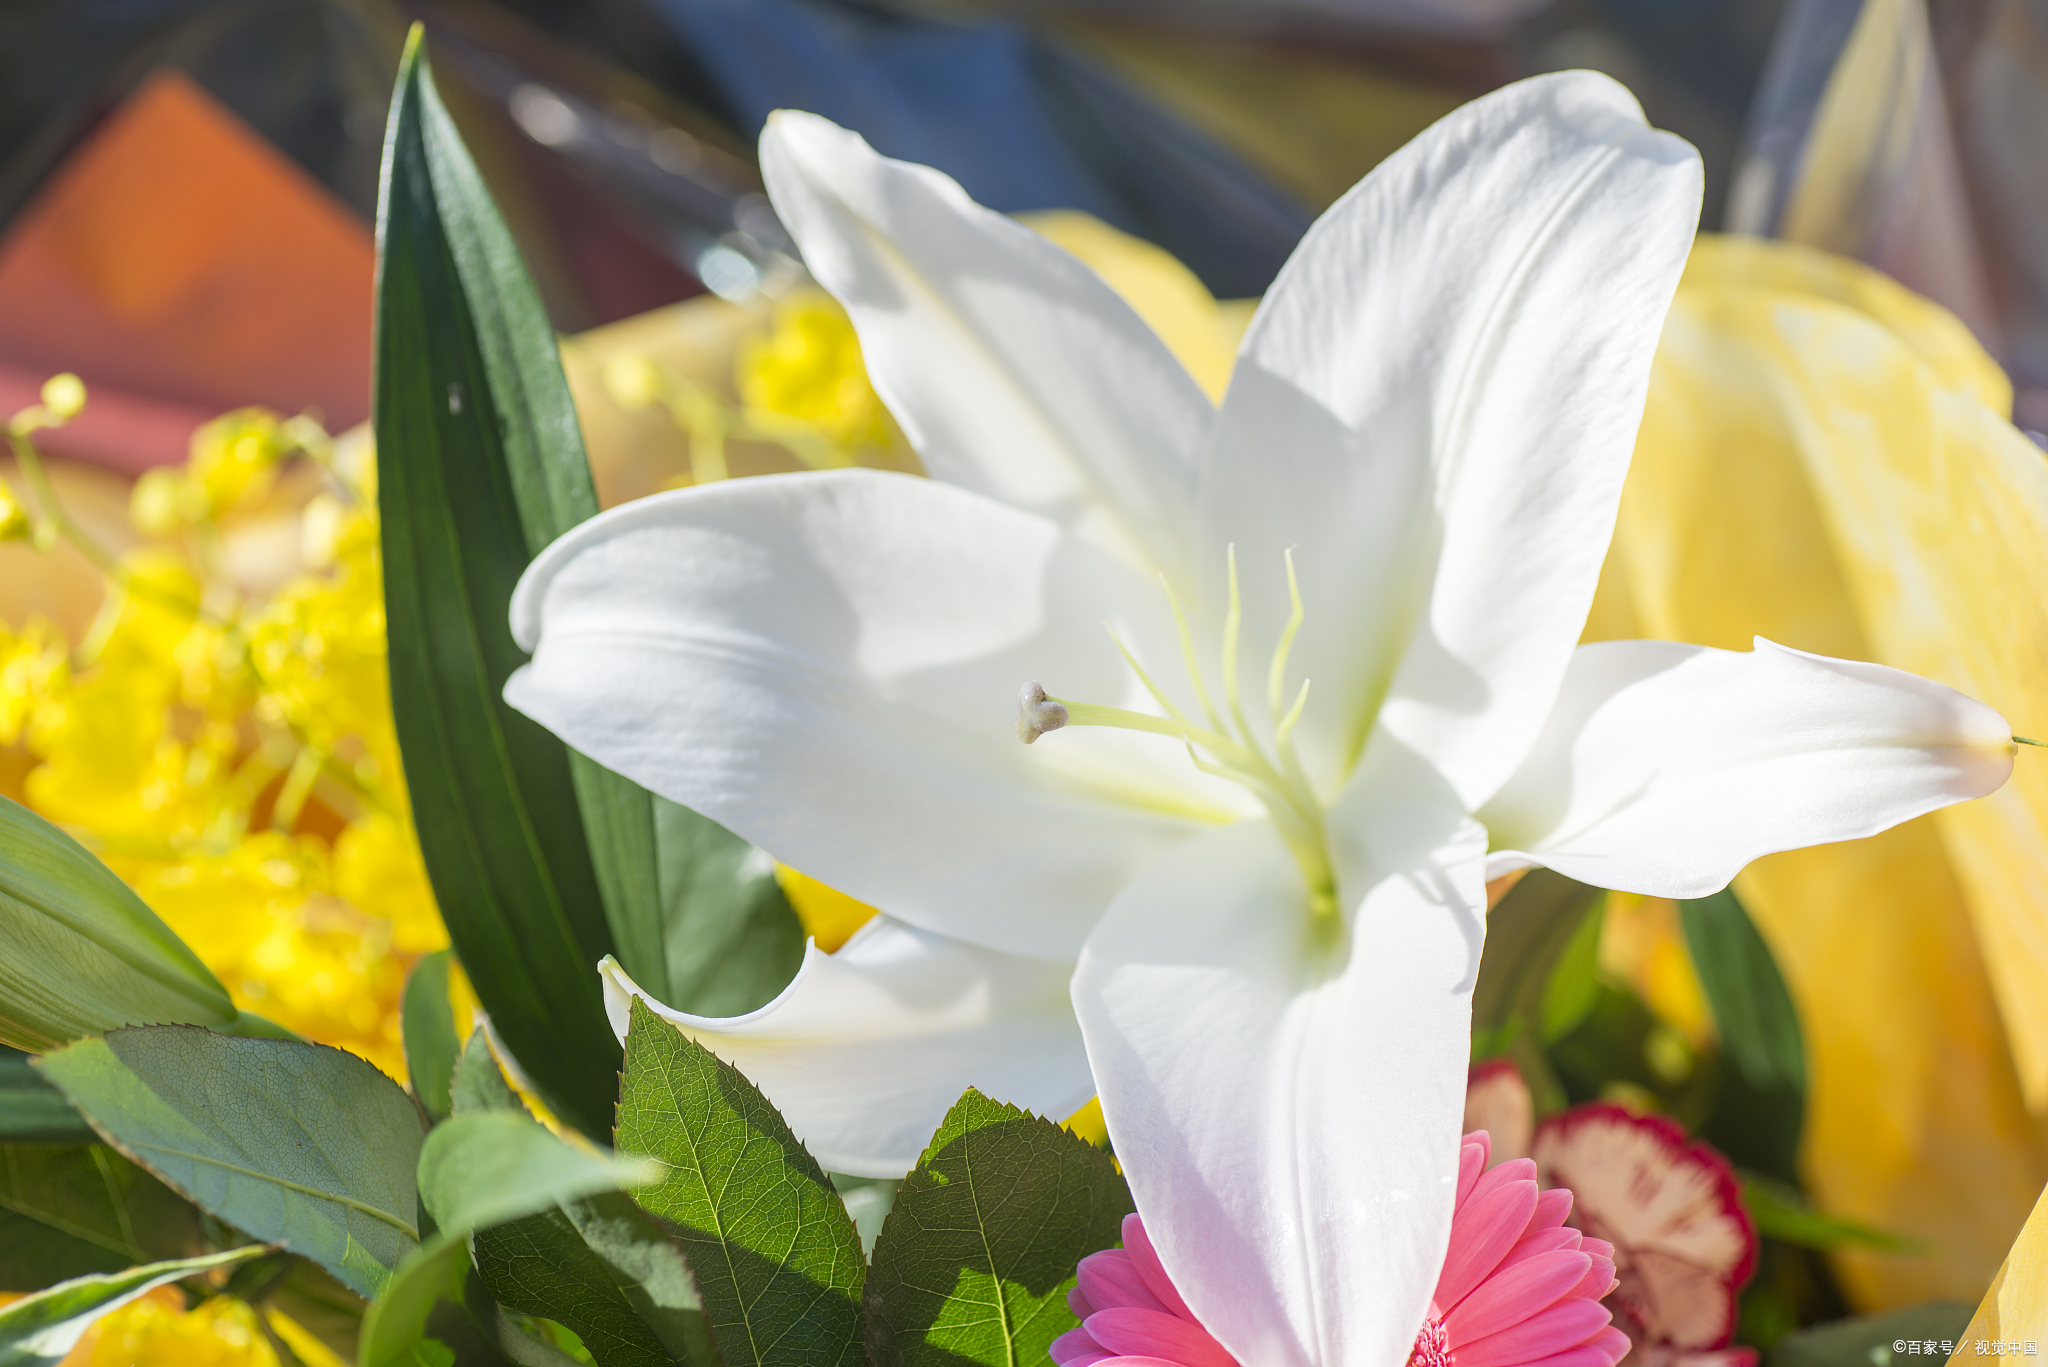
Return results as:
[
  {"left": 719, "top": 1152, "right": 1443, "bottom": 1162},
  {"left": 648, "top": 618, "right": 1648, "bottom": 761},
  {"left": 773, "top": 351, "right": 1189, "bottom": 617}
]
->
[
  {"left": 509, "top": 469, "right": 1243, "bottom": 959},
  {"left": 1196, "top": 71, "right": 1701, "bottom": 805},
  {"left": 601, "top": 916, "right": 1090, "bottom": 1177},
  {"left": 762, "top": 111, "right": 1213, "bottom": 579},
  {"left": 1479, "top": 637, "right": 2013, "bottom": 896},
  {"left": 1074, "top": 810, "right": 1486, "bottom": 1367}
]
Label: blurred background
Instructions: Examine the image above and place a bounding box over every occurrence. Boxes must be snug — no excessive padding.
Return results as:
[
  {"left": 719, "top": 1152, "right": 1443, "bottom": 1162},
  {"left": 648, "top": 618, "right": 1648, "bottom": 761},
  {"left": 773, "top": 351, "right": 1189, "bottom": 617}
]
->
[{"left": 6, "top": 0, "right": 2044, "bottom": 485}]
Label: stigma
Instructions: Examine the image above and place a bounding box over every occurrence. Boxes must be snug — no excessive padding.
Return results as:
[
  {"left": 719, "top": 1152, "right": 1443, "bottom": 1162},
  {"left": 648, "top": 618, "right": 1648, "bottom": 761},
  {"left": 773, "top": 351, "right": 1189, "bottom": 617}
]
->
[{"left": 1017, "top": 682, "right": 1069, "bottom": 744}]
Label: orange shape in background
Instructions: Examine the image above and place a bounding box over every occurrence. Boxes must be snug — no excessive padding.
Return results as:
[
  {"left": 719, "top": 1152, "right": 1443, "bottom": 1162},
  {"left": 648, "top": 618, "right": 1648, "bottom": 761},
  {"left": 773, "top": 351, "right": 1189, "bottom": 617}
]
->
[{"left": 0, "top": 70, "right": 373, "bottom": 472}]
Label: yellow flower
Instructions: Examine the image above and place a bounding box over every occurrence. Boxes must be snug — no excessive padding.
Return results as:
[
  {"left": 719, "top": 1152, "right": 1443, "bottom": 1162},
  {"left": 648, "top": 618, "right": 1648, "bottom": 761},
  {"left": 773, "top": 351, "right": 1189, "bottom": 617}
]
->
[
  {"left": 81, "top": 1287, "right": 279, "bottom": 1367},
  {"left": 2, "top": 415, "right": 437, "bottom": 1083},
  {"left": 1588, "top": 234, "right": 2048, "bottom": 1309},
  {"left": 187, "top": 408, "right": 290, "bottom": 518},
  {"left": 737, "top": 289, "right": 895, "bottom": 452},
  {"left": 0, "top": 477, "right": 30, "bottom": 542}
]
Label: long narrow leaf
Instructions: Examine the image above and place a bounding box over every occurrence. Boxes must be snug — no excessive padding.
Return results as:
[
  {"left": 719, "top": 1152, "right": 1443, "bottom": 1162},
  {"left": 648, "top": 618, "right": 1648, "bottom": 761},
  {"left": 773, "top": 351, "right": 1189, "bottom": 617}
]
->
[
  {"left": 1680, "top": 889, "right": 1805, "bottom": 1184},
  {"left": 373, "top": 28, "right": 666, "bottom": 1135},
  {"left": 0, "top": 1246, "right": 266, "bottom": 1367}
]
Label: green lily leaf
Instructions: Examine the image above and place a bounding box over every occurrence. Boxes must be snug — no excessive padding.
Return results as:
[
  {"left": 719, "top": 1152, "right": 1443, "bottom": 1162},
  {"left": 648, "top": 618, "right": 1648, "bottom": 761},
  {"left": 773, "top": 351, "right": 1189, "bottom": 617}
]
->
[
  {"left": 0, "top": 1047, "right": 91, "bottom": 1144},
  {"left": 617, "top": 997, "right": 865, "bottom": 1367},
  {"left": 0, "top": 1245, "right": 266, "bottom": 1367},
  {"left": 403, "top": 953, "right": 460, "bottom": 1123},
  {"left": 36, "top": 1027, "right": 426, "bottom": 1298},
  {"left": 0, "top": 1143, "right": 204, "bottom": 1291},
  {"left": 416, "top": 1112, "right": 657, "bottom": 1239},
  {"left": 1764, "top": 1301, "right": 1975, "bottom": 1367},
  {"left": 1681, "top": 889, "right": 1805, "bottom": 1184},
  {"left": 0, "top": 796, "right": 236, "bottom": 1052},
  {"left": 374, "top": 24, "right": 661, "bottom": 1137},
  {"left": 1741, "top": 1172, "right": 1914, "bottom": 1252},
  {"left": 653, "top": 798, "right": 804, "bottom": 1017},
  {"left": 449, "top": 1030, "right": 522, "bottom": 1118},
  {"left": 1471, "top": 870, "right": 1604, "bottom": 1110},
  {"left": 867, "top": 1090, "right": 1132, "bottom": 1367}
]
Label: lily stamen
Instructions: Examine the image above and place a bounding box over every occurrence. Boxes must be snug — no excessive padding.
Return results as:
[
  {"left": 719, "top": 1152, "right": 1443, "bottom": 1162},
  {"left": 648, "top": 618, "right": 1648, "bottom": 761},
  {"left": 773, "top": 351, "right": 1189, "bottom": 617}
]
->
[{"left": 1016, "top": 548, "right": 1338, "bottom": 916}]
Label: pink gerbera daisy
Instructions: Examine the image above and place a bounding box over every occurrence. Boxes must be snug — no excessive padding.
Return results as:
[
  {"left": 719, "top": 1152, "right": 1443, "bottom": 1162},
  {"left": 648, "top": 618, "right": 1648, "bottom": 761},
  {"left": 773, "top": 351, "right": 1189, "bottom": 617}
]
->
[{"left": 1051, "top": 1131, "right": 1629, "bottom": 1367}]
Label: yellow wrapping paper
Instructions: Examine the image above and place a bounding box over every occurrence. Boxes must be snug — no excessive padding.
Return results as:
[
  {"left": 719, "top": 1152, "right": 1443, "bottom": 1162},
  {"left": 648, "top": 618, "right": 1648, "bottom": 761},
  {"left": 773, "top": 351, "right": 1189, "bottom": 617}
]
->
[{"left": 1590, "top": 235, "right": 2048, "bottom": 1308}]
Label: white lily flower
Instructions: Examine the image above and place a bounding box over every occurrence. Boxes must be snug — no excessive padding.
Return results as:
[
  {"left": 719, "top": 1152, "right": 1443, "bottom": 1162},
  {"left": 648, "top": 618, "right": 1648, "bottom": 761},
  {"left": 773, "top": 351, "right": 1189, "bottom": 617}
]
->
[{"left": 506, "top": 74, "right": 2014, "bottom": 1367}]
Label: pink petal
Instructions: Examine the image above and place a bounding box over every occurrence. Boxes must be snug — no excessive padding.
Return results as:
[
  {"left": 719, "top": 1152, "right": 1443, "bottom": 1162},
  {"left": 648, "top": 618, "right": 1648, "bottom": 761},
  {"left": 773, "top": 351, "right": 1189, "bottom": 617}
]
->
[
  {"left": 1590, "top": 1326, "right": 1632, "bottom": 1363},
  {"left": 1071, "top": 1286, "right": 1097, "bottom": 1320},
  {"left": 1500, "top": 1227, "right": 1582, "bottom": 1271},
  {"left": 1580, "top": 1237, "right": 1614, "bottom": 1261},
  {"left": 1053, "top": 1327, "right": 1108, "bottom": 1367},
  {"left": 1435, "top": 1179, "right": 1540, "bottom": 1309},
  {"left": 1079, "top": 1250, "right": 1169, "bottom": 1316},
  {"left": 1085, "top": 1309, "right": 1237, "bottom": 1367},
  {"left": 1570, "top": 1254, "right": 1617, "bottom": 1302},
  {"left": 1471, "top": 1157, "right": 1540, "bottom": 1204},
  {"left": 1446, "top": 1251, "right": 1594, "bottom": 1344},
  {"left": 1459, "top": 1133, "right": 1490, "bottom": 1208},
  {"left": 1121, "top": 1215, "right": 1197, "bottom": 1322},
  {"left": 1453, "top": 1298, "right": 1613, "bottom": 1367},
  {"left": 1516, "top": 1345, "right": 1621, "bottom": 1367},
  {"left": 1093, "top": 1359, "right": 1199, "bottom": 1367},
  {"left": 1531, "top": 1187, "right": 1574, "bottom": 1231}
]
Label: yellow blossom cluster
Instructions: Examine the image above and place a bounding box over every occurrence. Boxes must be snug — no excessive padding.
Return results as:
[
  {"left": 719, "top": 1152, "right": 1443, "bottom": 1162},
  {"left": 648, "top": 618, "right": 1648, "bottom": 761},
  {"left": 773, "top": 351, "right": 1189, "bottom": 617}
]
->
[{"left": 2, "top": 400, "right": 444, "bottom": 1081}]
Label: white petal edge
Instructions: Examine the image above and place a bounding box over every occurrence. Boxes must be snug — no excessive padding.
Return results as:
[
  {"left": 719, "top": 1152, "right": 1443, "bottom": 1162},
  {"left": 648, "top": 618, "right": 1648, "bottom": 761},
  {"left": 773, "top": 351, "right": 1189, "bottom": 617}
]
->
[
  {"left": 1195, "top": 70, "right": 1703, "bottom": 808},
  {"left": 1478, "top": 637, "right": 2014, "bottom": 895},
  {"left": 762, "top": 110, "right": 1213, "bottom": 581},
  {"left": 1074, "top": 808, "right": 1486, "bottom": 1367},
  {"left": 602, "top": 917, "right": 1092, "bottom": 1178},
  {"left": 508, "top": 469, "right": 1247, "bottom": 960}
]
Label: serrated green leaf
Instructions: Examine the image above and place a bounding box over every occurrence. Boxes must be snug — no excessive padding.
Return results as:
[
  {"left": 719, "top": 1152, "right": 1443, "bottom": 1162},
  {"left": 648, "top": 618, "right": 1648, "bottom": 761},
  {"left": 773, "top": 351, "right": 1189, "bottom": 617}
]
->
[
  {"left": 0, "top": 1144, "right": 203, "bottom": 1290},
  {"left": 1763, "top": 1301, "right": 1974, "bottom": 1367},
  {"left": 453, "top": 1032, "right": 717, "bottom": 1367},
  {"left": 374, "top": 26, "right": 660, "bottom": 1138},
  {"left": 0, "top": 1048, "right": 91, "bottom": 1144},
  {"left": 417, "top": 1113, "right": 656, "bottom": 1238},
  {"left": 0, "top": 1245, "right": 266, "bottom": 1367},
  {"left": 404, "top": 953, "right": 460, "bottom": 1123},
  {"left": 654, "top": 798, "right": 804, "bottom": 1017},
  {"left": 1681, "top": 889, "right": 1805, "bottom": 1184},
  {"left": 362, "top": 1238, "right": 471, "bottom": 1367},
  {"left": 866, "top": 1090, "right": 1131, "bottom": 1367},
  {"left": 35, "top": 1027, "right": 426, "bottom": 1298},
  {"left": 0, "top": 795, "right": 236, "bottom": 1053},
  {"left": 617, "top": 997, "right": 864, "bottom": 1367},
  {"left": 475, "top": 1190, "right": 718, "bottom": 1367}
]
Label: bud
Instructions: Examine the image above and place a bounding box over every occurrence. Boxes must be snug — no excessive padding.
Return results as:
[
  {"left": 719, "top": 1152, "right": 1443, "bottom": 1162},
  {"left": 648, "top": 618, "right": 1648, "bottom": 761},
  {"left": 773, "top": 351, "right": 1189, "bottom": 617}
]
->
[
  {"left": 603, "top": 355, "right": 667, "bottom": 410},
  {"left": 129, "top": 467, "right": 189, "bottom": 537},
  {"left": 188, "top": 408, "right": 287, "bottom": 516},
  {"left": 39, "top": 373, "right": 86, "bottom": 423}
]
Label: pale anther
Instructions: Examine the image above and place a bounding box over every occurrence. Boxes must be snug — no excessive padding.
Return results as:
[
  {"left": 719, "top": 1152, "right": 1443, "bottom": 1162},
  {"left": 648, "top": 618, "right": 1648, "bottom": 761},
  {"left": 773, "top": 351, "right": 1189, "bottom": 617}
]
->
[{"left": 1017, "top": 682, "right": 1069, "bottom": 745}]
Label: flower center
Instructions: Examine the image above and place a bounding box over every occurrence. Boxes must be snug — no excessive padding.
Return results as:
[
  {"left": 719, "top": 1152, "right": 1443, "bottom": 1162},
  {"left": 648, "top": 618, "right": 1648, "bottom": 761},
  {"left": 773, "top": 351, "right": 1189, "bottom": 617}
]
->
[{"left": 1016, "top": 548, "right": 1337, "bottom": 919}]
